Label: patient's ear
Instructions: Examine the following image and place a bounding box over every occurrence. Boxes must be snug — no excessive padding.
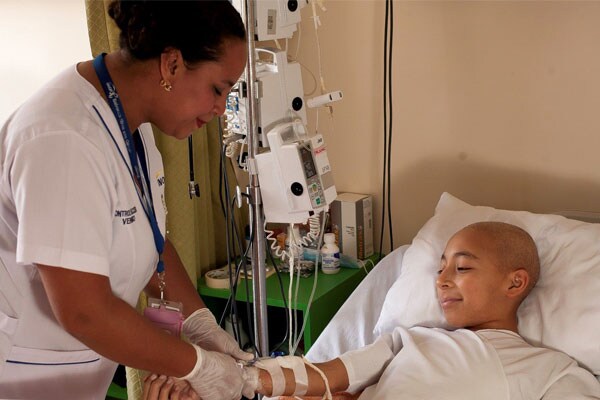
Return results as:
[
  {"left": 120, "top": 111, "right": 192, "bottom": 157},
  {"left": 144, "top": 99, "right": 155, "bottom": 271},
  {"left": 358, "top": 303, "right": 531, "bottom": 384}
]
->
[{"left": 506, "top": 269, "right": 529, "bottom": 298}]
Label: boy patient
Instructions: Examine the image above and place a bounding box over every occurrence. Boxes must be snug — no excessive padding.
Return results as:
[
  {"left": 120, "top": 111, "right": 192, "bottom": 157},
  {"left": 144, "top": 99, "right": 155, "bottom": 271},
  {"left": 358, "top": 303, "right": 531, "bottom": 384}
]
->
[{"left": 243, "top": 221, "right": 600, "bottom": 399}]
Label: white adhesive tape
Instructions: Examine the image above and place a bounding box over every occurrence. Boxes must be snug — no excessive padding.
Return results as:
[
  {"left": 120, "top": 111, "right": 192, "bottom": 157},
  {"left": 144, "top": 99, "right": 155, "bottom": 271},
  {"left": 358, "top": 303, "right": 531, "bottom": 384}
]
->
[{"left": 204, "top": 267, "right": 231, "bottom": 289}]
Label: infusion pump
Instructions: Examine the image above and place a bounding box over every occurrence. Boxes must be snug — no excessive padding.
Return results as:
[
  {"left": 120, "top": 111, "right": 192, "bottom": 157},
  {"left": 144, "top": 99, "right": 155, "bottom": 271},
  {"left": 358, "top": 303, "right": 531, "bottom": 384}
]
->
[
  {"left": 230, "top": 48, "right": 306, "bottom": 148},
  {"left": 255, "top": 122, "right": 336, "bottom": 223},
  {"left": 232, "top": 0, "right": 308, "bottom": 41}
]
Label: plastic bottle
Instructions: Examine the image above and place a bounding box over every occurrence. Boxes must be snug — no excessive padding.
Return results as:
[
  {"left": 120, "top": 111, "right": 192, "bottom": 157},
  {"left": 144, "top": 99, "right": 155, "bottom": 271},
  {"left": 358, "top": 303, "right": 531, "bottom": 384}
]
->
[{"left": 321, "top": 233, "right": 341, "bottom": 274}]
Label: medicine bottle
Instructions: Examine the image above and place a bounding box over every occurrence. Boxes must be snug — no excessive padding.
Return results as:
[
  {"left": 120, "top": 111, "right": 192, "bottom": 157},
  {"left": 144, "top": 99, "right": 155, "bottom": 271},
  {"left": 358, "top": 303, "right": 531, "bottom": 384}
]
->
[{"left": 321, "top": 233, "right": 340, "bottom": 274}]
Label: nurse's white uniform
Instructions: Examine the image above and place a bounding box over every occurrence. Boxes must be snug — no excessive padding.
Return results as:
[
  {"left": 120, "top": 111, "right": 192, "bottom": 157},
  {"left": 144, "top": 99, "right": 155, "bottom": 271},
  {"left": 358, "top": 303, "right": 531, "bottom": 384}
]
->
[{"left": 0, "top": 65, "right": 166, "bottom": 399}]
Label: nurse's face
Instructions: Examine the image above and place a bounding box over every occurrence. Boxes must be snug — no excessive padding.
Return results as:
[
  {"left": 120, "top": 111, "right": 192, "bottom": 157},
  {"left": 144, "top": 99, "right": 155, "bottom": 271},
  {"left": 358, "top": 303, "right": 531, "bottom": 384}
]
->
[
  {"left": 155, "top": 39, "right": 247, "bottom": 139},
  {"left": 436, "top": 228, "right": 511, "bottom": 330}
]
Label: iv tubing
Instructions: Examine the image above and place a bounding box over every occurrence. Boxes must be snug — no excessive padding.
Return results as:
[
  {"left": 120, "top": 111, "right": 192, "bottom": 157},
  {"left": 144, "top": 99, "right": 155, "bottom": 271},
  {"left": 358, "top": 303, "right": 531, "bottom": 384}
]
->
[{"left": 290, "top": 211, "right": 328, "bottom": 355}]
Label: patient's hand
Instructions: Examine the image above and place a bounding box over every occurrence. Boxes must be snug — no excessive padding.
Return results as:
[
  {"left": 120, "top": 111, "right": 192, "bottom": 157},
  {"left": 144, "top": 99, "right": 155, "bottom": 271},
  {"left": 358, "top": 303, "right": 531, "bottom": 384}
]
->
[
  {"left": 279, "top": 393, "right": 360, "bottom": 400},
  {"left": 142, "top": 374, "right": 200, "bottom": 400}
]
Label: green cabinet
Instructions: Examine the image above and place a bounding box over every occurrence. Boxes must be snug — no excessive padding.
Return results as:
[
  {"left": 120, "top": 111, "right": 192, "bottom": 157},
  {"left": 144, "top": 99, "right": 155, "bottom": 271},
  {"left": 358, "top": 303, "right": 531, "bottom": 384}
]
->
[{"left": 198, "top": 266, "right": 367, "bottom": 353}]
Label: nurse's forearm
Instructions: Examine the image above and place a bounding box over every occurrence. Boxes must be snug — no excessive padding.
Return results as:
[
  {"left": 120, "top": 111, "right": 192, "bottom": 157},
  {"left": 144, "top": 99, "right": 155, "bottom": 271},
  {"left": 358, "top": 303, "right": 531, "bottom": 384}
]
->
[
  {"left": 37, "top": 264, "right": 196, "bottom": 378},
  {"left": 144, "top": 239, "right": 205, "bottom": 318},
  {"left": 257, "top": 358, "right": 350, "bottom": 397}
]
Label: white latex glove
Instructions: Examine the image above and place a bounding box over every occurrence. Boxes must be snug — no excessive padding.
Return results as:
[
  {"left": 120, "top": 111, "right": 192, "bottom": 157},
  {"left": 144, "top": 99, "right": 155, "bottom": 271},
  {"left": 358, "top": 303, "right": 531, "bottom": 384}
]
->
[
  {"left": 179, "top": 344, "right": 244, "bottom": 400},
  {"left": 183, "top": 308, "right": 254, "bottom": 361},
  {"left": 241, "top": 366, "right": 260, "bottom": 399}
]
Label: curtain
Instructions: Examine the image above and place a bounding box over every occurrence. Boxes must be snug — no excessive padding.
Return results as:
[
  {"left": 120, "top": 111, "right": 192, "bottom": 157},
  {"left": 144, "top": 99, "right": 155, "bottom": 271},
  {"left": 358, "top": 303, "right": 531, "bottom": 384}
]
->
[{"left": 84, "top": 1, "right": 248, "bottom": 398}]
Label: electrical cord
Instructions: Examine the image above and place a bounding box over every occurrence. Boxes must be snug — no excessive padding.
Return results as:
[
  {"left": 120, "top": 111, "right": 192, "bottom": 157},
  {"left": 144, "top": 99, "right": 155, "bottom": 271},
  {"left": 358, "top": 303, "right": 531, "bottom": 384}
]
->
[
  {"left": 378, "top": 0, "right": 394, "bottom": 262},
  {"left": 387, "top": 0, "right": 394, "bottom": 253},
  {"left": 187, "top": 135, "right": 200, "bottom": 199},
  {"left": 218, "top": 119, "right": 240, "bottom": 346},
  {"left": 265, "top": 238, "right": 291, "bottom": 354},
  {"left": 217, "top": 117, "right": 259, "bottom": 355},
  {"left": 217, "top": 211, "right": 253, "bottom": 344},
  {"left": 230, "top": 197, "right": 257, "bottom": 355},
  {"left": 264, "top": 213, "right": 321, "bottom": 261},
  {"left": 221, "top": 169, "right": 260, "bottom": 357}
]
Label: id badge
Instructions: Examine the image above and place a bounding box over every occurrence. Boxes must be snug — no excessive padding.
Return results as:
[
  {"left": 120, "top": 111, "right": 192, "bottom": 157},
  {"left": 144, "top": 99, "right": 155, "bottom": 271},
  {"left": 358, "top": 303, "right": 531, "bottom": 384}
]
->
[{"left": 143, "top": 297, "right": 184, "bottom": 337}]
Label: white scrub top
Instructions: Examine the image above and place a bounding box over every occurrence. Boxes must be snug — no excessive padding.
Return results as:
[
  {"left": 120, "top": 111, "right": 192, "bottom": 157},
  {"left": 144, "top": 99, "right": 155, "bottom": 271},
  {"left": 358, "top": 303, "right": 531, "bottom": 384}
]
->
[{"left": 0, "top": 64, "right": 166, "bottom": 398}]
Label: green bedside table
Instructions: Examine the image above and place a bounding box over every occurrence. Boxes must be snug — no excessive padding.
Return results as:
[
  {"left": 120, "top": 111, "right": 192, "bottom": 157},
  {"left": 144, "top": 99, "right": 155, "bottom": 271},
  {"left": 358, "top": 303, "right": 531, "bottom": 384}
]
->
[
  {"left": 198, "top": 266, "right": 368, "bottom": 353},
  {"left": 106, "top": 382, "right": 127, "bottom": 399}
]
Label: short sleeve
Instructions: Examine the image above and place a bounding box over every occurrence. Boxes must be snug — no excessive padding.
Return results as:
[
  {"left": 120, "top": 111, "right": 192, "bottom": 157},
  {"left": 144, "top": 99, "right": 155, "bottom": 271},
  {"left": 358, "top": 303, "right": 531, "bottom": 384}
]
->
[{"left": 11, "top": 132, "right": 114, "bottom": 275}]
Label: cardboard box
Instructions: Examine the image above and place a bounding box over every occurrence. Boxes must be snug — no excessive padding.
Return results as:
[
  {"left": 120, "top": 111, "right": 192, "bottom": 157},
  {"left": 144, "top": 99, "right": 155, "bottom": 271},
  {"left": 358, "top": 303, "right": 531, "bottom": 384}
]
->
[{"left": 330, "top": 193, "right": 373, "bottom": 260}]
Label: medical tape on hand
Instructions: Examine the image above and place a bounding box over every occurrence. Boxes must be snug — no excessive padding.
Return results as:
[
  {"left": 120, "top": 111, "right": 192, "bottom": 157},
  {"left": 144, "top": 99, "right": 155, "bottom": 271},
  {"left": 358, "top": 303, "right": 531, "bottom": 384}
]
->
[
  {"left": 302, "top": 356, "right": 332, "bottom": 400},
  {"left": 277, "top": 356, "right": 308, "bottom": 396},
  {"left": 255, "top": 357, "right": 286, "bottom": 397}
]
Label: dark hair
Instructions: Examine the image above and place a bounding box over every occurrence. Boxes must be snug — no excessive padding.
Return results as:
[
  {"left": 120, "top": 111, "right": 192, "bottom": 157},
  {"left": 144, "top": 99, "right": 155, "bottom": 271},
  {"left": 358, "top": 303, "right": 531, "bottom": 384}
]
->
[{"left": 108, "top": 0, "right": 246, "bottom": 64}]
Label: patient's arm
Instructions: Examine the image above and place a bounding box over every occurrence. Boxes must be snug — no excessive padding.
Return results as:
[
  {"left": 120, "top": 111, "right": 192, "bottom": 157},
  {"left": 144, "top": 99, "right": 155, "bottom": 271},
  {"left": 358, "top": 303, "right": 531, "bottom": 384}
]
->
[
  {"left": 248, "top": 334, "right": 397, "bottom": 398},
  {"left": 280, "top": 393, "right": 361, "bottom": 400},
  {"left": 254, "top": 358, "right": 350, "bottom": 397},
  {"left": 143, "top": 374, "right": 200, "bottom": 400}
]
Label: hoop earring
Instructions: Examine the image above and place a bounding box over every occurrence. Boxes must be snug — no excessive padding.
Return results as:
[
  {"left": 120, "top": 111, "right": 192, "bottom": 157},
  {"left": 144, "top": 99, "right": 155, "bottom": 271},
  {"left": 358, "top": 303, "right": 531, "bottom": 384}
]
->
[{"left": 160, "top": 79, "right": 172, "bottom": 92}]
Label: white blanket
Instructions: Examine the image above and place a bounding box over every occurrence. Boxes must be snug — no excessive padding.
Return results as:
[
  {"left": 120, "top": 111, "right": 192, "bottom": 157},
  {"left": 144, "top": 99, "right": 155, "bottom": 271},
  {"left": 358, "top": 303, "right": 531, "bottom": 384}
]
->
[
  {"left": 351, "top": 327, "right": 509, "bottom": 400},
  {"left": 306, "top": 246, "right": 409, "bottom": 362}
]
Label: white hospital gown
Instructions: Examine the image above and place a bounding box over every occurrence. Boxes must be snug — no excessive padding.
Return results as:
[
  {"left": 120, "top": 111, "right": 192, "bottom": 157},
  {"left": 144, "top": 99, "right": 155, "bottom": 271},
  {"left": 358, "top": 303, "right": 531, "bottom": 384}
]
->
[{"left": 339, "top": 327, "right": 600, "bottom": 399}]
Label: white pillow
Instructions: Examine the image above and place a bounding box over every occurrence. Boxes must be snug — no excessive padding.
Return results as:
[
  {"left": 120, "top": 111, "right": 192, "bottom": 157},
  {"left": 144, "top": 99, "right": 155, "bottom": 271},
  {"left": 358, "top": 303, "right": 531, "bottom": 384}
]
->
[{"left": 374, "top": 192, "right": 600, "bottom": 375}]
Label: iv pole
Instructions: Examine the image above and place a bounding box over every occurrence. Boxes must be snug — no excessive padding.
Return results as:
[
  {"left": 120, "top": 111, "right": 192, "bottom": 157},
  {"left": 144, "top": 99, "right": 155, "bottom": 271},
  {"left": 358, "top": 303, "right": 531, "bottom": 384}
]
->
[{"left": 241, "top": 0, "right": 270, "bottom": 358}]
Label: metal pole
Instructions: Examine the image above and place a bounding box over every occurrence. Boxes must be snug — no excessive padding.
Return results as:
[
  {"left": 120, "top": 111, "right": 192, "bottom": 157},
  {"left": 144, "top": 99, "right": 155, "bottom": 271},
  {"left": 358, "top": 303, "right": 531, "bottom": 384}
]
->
[{"left": 242, "top": 0, "right": 269, "bottom": 358}]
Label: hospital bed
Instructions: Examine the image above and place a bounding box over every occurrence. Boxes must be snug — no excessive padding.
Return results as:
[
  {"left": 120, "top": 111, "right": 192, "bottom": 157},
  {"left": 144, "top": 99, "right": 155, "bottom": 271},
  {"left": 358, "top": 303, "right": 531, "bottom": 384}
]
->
[{"left": 306, "top": 192, "right": 600, "bottom": 386}]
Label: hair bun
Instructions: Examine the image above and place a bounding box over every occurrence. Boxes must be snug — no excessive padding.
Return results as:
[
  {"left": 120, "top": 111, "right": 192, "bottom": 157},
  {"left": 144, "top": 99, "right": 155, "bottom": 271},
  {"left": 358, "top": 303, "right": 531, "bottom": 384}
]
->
[
  {"left": 108, "top": 1, "right": 162, "bottom": 59},
  {"left": 107, "top": 0, "right": 245, "bottom": 63}
]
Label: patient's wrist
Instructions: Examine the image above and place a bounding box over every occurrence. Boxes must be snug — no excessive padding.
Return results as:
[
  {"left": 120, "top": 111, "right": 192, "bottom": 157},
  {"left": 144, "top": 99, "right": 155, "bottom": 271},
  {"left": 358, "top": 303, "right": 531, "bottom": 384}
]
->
[
  {"left": 257, "top": 365, "right": 295, "bottom": 395},
  {"left": 258, "top": 369, "right": 272, "bottom": 395}
]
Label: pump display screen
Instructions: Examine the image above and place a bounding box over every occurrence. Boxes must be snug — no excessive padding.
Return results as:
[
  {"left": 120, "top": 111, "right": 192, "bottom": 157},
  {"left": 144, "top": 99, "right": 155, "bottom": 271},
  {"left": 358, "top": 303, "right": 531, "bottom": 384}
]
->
[{"left": 299, "top": 147, "right": 317, "bottom": 179}]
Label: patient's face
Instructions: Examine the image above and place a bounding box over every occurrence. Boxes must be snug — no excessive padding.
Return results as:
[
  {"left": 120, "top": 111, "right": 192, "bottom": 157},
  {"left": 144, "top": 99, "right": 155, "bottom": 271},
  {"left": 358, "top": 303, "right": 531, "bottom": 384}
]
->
[{"left": 436, "top": 228, "right": 510, "bottom": 330}]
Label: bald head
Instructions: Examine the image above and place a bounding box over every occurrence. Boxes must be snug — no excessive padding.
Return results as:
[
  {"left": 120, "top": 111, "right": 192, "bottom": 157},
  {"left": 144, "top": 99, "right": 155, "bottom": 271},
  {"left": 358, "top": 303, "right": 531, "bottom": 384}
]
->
[{"left": 460, "top": 221, "right": 540, "bottom": 297}]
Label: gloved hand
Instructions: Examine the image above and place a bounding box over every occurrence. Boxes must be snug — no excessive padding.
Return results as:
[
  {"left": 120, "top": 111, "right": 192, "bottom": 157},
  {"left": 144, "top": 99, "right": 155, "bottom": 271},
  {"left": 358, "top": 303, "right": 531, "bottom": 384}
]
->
[
  {"left": 179, "top": 344, "right": 245, "bottom": 400},
  {"left": 183, "top": 308, "right": 254, "bottom": 361},
  {"left": 241, "top": 365, "right": 260, "bottom": 399}
]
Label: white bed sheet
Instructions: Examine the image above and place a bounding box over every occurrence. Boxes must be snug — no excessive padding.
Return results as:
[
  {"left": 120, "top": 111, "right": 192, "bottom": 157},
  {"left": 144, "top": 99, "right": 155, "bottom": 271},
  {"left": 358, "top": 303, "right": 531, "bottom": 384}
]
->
[{"left": 306, "top": 245, "right": 408, "bottom": 363}]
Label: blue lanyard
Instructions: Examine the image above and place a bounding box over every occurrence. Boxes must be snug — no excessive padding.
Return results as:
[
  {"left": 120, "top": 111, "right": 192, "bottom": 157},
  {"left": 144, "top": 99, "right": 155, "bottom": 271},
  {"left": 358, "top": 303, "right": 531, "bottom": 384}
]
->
[{"left": 93, "top": 53, "right": 165, "bottom": 274}]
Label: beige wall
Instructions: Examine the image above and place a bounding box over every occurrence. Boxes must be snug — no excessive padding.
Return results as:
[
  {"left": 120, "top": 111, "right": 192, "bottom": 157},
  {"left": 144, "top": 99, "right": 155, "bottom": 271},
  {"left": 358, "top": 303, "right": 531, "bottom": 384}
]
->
[
  {"left": 0, "top": 0, "right": 90, "bottom": 123},
  {"left": 291, "top": 0, "right": 600, "bottom": 251}
]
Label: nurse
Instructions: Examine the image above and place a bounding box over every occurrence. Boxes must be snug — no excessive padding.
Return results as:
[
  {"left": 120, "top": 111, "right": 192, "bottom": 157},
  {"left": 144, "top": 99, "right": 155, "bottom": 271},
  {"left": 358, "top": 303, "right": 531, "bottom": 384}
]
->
[{"left": 0, "top": 1, "right": 253, "bottom": 399}]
